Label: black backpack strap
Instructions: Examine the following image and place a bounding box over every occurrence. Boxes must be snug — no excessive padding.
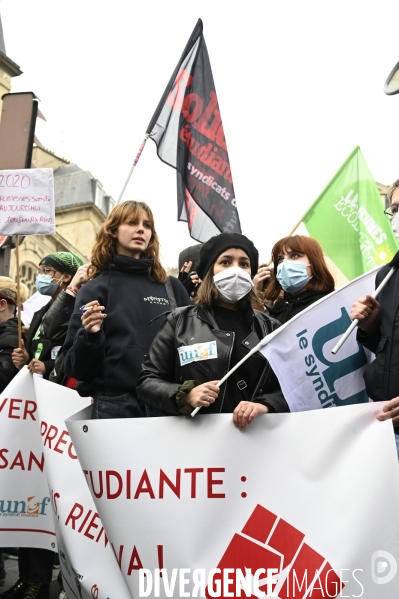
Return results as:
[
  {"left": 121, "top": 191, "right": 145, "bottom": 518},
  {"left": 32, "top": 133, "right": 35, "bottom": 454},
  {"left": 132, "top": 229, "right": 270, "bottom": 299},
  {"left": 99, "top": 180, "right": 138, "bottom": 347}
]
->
[{"left": 164, "top": 276, "right": 177, "bottom": 311}]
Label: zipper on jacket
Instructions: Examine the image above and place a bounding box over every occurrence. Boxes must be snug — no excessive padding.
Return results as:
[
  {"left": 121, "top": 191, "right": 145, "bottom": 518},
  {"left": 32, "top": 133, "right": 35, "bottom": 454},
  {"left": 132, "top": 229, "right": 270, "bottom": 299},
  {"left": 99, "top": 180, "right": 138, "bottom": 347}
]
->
[{"left": 219, "top": 331, "right": 235, "bottom": 413}]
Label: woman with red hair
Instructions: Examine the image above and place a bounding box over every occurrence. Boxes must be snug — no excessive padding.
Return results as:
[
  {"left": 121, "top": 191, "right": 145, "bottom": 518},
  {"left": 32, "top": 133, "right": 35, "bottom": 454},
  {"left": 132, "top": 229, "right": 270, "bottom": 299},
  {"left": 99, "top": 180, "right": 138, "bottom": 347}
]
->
[{"left": 261, "top": 235, "right": 335, "bottom": 324}]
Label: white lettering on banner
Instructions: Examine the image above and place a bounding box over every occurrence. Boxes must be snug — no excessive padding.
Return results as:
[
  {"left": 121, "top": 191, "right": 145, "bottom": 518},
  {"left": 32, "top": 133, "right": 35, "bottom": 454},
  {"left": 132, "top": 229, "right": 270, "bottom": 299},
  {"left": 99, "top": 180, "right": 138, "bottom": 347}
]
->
[
  {"left": 261, "top": 269, "right": 377, "bottom": 413},
  {"left": 0, "top": 169, "right": 55, "bottom": 235},
  {"left": 333, "top": 189, "right": 392, "bottom": 268},
  {"left": 178, "top": 340, "right": 217, "bottom": 365}
]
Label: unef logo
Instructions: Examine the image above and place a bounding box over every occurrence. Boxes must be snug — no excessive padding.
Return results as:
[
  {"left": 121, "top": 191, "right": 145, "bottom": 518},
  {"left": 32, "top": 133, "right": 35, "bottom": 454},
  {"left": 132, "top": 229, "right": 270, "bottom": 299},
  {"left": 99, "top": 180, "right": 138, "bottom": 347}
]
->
[
  {"left": 297, "top": 308, "right": 369, "bottom": 409},
  {"left": 0, "top": 495, "right": 50, "bottom": 517},
  {"left": 206, "top": 504, "right": 348, "bottom": 598}
]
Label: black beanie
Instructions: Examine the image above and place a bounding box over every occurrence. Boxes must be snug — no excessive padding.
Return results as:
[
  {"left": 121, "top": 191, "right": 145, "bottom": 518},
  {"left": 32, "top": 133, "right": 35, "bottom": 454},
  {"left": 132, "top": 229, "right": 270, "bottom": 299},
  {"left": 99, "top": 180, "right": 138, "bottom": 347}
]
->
[{"left": 197, "top": 233, "right": 259, "bottom": 279}]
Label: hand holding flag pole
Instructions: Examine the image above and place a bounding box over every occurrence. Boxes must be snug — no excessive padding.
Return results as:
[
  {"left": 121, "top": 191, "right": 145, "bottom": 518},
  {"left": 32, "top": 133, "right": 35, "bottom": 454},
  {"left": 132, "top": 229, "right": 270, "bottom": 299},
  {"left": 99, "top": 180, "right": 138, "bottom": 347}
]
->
[
  {"left": 190, "top": 337, "right": 269, "bottom": 417},
  {"left": 331, "top": 251, "right": 399, "bottom": 355}
]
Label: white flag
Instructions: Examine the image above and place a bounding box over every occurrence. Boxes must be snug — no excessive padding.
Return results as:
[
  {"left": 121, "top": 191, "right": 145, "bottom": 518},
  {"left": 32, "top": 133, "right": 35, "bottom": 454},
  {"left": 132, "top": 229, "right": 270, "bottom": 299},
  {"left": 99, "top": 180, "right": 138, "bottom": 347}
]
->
[{"left": 261, "top": 268, "right": 379, "bottom": 412}]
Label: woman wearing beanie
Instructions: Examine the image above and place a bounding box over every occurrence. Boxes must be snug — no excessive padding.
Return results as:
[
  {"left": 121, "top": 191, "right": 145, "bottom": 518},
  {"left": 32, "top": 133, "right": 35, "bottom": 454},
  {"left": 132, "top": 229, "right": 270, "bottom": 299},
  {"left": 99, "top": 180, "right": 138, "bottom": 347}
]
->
[
  {"left": 12, "top": 251, "right": 85, "bottom": 381},
  {"left": 62, "top": 200, "right": 191, "bottom": 419},
  {"left": 261, "top": 236, "right": 335, "bottom": 325},
  {"left": 137, "top": 233, "right": 288, "bottom": 427}
]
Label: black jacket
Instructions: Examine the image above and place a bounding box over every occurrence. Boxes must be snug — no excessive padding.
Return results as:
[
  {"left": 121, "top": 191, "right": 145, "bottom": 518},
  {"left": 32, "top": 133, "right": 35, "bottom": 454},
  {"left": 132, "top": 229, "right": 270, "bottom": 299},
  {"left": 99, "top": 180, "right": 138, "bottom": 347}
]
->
[
  {"left": 63, "top": 257, "right": 191, "bottom": 396},
  {"left": 137, "top": 305, "right": 289, "bottom": 415},
  {"left": 26, "top": 290, "right": 76, "bottom": 379},
  {"left": 0, "top": 317, "right": 19, "bottom": 392},
  {"left": 268, "top": 289, "right": 332, "bottom": 325},
  {"left": 357, "top": 265, "right": 399, "bottom": 404}
]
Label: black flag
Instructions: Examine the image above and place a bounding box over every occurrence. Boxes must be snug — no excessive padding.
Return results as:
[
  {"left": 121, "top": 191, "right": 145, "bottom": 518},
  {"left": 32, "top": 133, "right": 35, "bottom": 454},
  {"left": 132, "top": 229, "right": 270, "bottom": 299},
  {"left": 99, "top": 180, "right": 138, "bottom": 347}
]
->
[{"left": 146, "top": 19, "right": 241, "bottom": 242}]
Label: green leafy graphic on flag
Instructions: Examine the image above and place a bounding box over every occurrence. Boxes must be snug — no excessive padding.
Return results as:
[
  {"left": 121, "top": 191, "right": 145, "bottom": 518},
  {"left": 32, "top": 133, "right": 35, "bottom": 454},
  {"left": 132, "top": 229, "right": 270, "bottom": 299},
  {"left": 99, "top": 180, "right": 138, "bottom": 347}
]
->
[{"left": 302, "top": 146, "right": 398, "bottom": 280}]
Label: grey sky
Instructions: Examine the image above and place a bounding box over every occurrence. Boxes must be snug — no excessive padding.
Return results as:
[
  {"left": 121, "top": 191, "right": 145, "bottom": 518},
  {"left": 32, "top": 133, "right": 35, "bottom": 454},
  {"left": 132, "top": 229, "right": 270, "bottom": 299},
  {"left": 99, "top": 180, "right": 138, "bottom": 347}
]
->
[{"left": 2, "top": 0, "right": 399, "bottom": 266}]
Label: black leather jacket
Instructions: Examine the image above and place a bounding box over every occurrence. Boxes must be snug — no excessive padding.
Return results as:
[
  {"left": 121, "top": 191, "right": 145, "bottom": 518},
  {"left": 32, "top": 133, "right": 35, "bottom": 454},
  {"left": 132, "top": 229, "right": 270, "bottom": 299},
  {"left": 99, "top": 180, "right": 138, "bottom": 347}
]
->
[{"left": 137, "top": 305, "right": 289, "bottom": 415}]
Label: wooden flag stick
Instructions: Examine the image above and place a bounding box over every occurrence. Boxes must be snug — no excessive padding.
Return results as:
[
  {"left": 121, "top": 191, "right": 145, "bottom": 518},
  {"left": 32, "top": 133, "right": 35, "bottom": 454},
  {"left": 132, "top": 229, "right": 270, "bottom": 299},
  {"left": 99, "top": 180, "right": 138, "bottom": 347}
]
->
[{"left": 15, "top": 235, "right": 22, "bottom": 348}]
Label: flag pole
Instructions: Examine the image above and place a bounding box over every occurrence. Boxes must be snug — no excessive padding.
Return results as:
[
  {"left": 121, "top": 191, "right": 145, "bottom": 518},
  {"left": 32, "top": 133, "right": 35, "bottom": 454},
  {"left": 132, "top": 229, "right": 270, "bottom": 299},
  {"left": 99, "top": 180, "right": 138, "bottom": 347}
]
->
[
  {"left": 116, "top": 134, "right": 150, "bottom": 204},
  {"left": 190, "top": 337, "right": 269, "bottom": 417},
  {"left": 15, "top": 235, "right": 22, "bottom": 348},
  {"left": 116, "top": 19, "right": 203, "bottom": 206}
]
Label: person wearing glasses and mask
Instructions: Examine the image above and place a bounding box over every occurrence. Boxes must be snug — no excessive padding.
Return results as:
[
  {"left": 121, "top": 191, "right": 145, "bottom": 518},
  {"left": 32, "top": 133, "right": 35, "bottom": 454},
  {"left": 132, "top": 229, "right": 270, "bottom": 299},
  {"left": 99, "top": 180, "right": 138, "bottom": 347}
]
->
[
  {"left": 11, "top": 252, "right": 85, "bottom": 381},
  {"left": 137, "top": 233, "right": 288, "bottom": 428},
  {"left": 262, "top": 235, "right": 335, "bottom": 324},
  {"left": 350, "top": 180, "right": 399, "bottom": 448}
]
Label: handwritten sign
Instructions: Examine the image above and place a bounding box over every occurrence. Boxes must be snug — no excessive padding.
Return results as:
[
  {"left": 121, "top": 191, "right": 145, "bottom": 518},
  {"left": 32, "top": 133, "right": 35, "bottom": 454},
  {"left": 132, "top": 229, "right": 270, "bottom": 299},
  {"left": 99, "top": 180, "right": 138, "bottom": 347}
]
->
[{"left": 0, "top": 168, "right": 55, "bottom": 235}]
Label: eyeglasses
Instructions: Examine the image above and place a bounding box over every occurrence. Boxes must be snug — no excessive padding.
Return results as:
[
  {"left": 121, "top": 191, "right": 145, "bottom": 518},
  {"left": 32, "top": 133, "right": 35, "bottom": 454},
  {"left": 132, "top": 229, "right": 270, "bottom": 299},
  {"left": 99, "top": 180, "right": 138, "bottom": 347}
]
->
[
  {"left": 36, "top": 267, "right": 56, "bottom": 277},
  {"left": 384, "top": 204, "right": 399, "bottom": 220}
]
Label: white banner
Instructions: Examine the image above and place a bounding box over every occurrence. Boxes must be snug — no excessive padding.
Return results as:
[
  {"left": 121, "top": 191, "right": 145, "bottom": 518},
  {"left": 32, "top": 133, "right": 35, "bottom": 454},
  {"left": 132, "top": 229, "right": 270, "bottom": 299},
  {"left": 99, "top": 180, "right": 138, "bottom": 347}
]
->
[
  {"left": 261, "top": 268, "right": 378, "bottom": 412},
  {"left": 67, "top": 404, "right": 399, "bottom": 598},
  {"left": 34, "top": 377, "right": 131, "bottom": 599},
  {"left": 0, "top": 168, "right": 55, "bottom": 234},
  {"left": 0, "top": 368, "right": 56, "bottom": 549}
]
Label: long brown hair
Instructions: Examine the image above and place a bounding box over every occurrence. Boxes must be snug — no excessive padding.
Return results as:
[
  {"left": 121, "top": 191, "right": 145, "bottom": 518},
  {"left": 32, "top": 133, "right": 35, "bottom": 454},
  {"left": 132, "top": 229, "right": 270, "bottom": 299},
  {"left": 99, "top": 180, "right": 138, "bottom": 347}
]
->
[
  {"left": 264, "top": 235, "right": 335, "bottom": 302},
  {"left": 195, "top": 262, "right": 264, "bottom": 311},
  {"left": 89, "top": 201, "right": 167, "bottom": 283}
]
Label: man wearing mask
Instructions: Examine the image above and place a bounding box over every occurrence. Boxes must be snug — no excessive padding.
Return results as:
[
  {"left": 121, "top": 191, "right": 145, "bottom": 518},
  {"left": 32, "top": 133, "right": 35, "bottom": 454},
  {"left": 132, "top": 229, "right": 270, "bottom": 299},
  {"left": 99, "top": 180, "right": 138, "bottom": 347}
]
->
[{"left": 351, "top": 180, "right": 399, "bottom": 451}]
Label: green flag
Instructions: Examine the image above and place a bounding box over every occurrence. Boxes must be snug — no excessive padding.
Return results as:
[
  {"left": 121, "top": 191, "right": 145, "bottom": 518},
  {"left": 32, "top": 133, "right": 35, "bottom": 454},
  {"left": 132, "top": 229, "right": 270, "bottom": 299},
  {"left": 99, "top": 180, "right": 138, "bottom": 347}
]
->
[{"left": 302, "top": 146, "right": 398, "bottom": 280}]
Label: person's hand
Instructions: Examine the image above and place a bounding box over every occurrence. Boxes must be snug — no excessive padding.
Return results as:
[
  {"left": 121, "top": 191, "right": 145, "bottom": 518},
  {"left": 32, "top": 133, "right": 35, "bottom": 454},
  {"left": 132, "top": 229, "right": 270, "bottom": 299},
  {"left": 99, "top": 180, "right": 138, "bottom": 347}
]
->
[
  {"left": 376, "top": 397, "right": 399, "bottom": 426},
  {"left": 189, "top": 273, "right": 201, "bottom": 287},
  {"left": 350, "top": 295, "right": 380, "bottom": 333},
  {"left": 81, "top": 300, "right": 107, "bottom": 333},
  {"left": 186, "top": 381, "right": 220, "bottom": 408},
  {"left": 12, "top": 339, "right": 29, "bottom": 370},
  {"left": 253, "top": 265, "right": 272, "bottom": 293},
  {"left": 181, "top": 261, "right": 193, "bottom": 274},
  {"left": 233, "top": 401, "right": 269, "bottom": 430},
  {"left": 28, "top": 359, "right": 46, "bottom": 375},
  {"left": 69, "top": 263, "right": 90, "bottom": 292}
]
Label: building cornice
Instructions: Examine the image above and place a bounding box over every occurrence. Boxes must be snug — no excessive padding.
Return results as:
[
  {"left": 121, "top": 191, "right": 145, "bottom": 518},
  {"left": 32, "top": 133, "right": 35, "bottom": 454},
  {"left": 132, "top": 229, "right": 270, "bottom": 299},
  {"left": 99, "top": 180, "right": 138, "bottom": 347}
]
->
[{"left": 0, "top": 51, "right": 22, "bottom": 78}]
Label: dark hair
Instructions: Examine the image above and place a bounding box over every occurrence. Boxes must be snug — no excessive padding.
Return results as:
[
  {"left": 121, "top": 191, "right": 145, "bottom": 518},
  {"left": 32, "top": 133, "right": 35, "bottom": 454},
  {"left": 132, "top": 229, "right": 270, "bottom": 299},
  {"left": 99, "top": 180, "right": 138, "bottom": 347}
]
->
[{"left": 264, "top": 235, "right": 335, "bottom": 302}]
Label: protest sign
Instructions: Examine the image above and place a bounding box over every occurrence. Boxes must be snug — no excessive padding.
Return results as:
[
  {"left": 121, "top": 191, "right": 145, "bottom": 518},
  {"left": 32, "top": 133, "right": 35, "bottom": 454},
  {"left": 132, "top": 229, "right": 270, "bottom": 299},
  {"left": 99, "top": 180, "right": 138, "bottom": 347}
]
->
[
  {"left": 0, "top": 168, "right": 55, "bottom": 235},
  {"left": 67, "top": 403, "right": 399, "bottom": 598},
  {"left": 34, "top": 377, "right": 131, "bottom": 599},
  {"left": 261, "top": 267, "right": 377, "bottom": 412},
  {"left": 0, "top": 368, "right": 56, "bottom": 549}
]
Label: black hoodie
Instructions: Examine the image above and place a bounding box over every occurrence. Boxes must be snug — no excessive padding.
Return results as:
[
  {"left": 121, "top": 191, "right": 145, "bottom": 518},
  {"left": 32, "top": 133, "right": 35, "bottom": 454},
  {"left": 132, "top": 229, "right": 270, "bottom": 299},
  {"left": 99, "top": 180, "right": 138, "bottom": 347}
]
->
[{"left": 63, "top": 255, "right": 191, "bottom": 395}]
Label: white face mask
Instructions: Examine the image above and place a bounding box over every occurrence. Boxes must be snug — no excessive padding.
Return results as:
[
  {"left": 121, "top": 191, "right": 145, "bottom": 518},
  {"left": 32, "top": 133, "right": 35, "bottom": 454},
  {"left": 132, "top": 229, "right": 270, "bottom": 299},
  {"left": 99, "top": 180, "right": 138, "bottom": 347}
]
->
[
  {"left": 392, "top": 213, "right": 399, "bottom": 242},
  {"left": 213, "top": 266, "right": 253, "bottom": 304}
]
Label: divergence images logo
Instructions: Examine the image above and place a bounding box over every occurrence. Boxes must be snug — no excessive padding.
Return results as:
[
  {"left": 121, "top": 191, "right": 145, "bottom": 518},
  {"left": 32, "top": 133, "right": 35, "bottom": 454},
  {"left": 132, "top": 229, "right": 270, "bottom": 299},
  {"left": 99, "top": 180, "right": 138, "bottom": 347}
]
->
[
  {"left": 371, "top": 550, "right": 397, "bottom": 585},
  {"left": 206, "top": 504, "right": 344, "bottom": 598},
  {"left": 0, "top": 496, "right": 50, "bottom": 518}
]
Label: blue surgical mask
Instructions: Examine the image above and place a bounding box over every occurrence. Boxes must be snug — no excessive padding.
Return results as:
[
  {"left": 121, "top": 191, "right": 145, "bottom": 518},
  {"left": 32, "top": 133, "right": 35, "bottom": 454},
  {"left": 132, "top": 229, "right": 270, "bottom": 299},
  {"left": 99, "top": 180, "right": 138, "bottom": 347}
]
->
[
  {"left": 276, "top": 260, "right": 311, "bottom": 293},
  {"left": 35, "top": 274, "right": 63, "bottom": 297}
]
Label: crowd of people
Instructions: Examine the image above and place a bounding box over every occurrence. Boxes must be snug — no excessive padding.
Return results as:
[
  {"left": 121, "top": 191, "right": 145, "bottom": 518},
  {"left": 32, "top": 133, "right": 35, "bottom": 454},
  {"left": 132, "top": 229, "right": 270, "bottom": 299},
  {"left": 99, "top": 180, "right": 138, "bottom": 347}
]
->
[{"left": 0, "top": 190, "right": 399, "bottom": 598}]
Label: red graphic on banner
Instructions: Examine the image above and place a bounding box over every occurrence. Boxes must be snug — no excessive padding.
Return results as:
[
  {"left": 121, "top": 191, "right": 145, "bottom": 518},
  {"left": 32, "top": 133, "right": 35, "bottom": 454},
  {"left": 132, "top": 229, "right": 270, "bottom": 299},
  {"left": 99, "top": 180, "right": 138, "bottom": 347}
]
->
[{"left": 205, "top": 504, "right": 343, "bottom": 598}]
